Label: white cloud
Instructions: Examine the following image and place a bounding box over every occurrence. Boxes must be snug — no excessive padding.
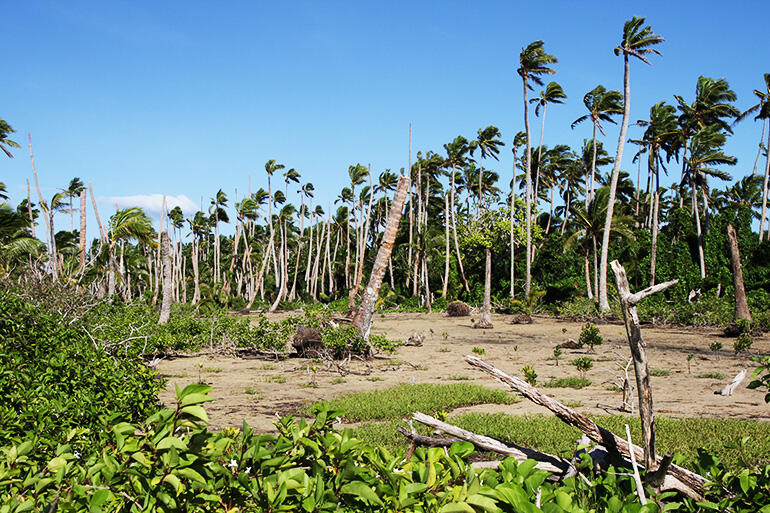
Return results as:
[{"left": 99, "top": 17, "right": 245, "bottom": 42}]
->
[{"left": 107, "top": 194, "right": 199, "bottom": 217}]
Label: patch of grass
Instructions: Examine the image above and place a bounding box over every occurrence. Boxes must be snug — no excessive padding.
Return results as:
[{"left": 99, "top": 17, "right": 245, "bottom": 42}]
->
[
  {"left": 563, "top": 400, "right": 583, "bottom": 408},
  {"left": 310, "top": 383, "right": 517, "bottom": 421},
  {"left": 471, "top": 347, "right": 486, "bottom": 356},
  {"left": 697, "top": 371, "right": 727, "bottom": 379},
  {"left": 266, "top": 374, "right": 287, "bottom": 384},
  {"left": 366, "top": 376, "right": 384, "bottom": 382},
  {"left": 595, "top": 356, "right": 614, "bottom": 362},
  {"left": 260, "top": 363, "right": 277, "bottom": 370},
  {"left": 165, "top": 372, "right": 189, "bottom": 378},
  {"left": 244, "top": 386, "right": 263, "bottom": 399},
  {"left": 605, "top": 384, "right": 622, "bottom": 392},
  {"left": 650, "top": 368, "right": 671, "bottom": 377},
  {"left": 203, "top": 367, "right": 223, "bottom": 373},
  {"left": 331, "top": 377, "right": 347, "bottom": 385},
  {"left": 448, "top": 413, "right": 770, "bottom": 472},
  {"left": 303, "top": 383, "right": 319, "bottom": 388},
  {"left": 542, "top": 377, "right": 591, "bottom": 389},
  {"left": 437, "top": 347, "right": 450, "bottom": 353},
  {"left": 447, "top": 374, "right": 471, "bottom": 381}
]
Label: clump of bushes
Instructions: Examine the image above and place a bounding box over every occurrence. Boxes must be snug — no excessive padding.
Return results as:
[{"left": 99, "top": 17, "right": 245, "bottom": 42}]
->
[
  {"left": 447, "top": 300, "right": 471, "bottom": 317},
  {"left": 578, "top": 322, "right": 603, "bottom": 352}
]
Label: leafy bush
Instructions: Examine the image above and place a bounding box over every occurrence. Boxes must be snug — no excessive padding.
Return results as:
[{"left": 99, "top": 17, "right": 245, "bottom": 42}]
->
[
  {"left": 0, "top": 291, "right": 163, "bottom": 456},
  {"left": 578, "top": 322, "right": 602, "bottom": 351}
]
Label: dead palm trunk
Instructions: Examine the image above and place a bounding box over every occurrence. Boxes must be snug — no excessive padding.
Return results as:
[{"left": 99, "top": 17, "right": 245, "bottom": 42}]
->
[
  {"left": 523, "top": 80, "right": 533, "bottom": 299},
  {"left": 352, "top": 176, "right": 410, "bottom": 339},
  {"left": 442, "top": 193, "right": 450, "bottom": 297},
  {"left": 584, "top": 246, "right": 594, "bottom": 299},
  {"left": 78, "top": 190, "right": 87, "bottom": 275},
  {"left": 29, "top": 134, "right": 57, "bottom": 279},
  {"left": 158, "top": 230, "right": 173, "bottom": 324},
  {"left": 693, "top": 183, "right": 706, "bottom": 279},
  {"left": 510, "top": 148, "right": 517, "bottom": 298},
  {"left": 473, "top": 248, "right": 494, "bottom": 329},
  {"left": 192, "top": 239, "right": 200, "bottom": 304},
  {"left": 727, "top": 224, "right": 752, "bottom": 323}
]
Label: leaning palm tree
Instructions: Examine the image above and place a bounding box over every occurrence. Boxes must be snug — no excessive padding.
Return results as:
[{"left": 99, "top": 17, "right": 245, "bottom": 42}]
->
[
  {"left": 518, "top": 40, "right": 558, "bottom": 299},
  {"left": 736, "top": 74, "right": 770, "bottom": 240},
  {"left": 107, "top": 207, "right": 154, "bottom": 298},
  {"left": 0, "top": 119, "right": 20, "bottom": 158},
  {"left": 63, "top": 178, "right": 86, "bottom": 231},
  {"left": 571, "top": 85, "right": 623, "bottom": 205},
  {"left": 598, "top": 16, "right": 664, "bottom": 312},
  {"left": 531, "top": 81, "right": 567, "bottom": 199}
]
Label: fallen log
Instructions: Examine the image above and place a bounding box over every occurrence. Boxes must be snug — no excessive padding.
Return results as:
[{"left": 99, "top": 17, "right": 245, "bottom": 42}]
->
[
  {"left": 716, "top": 369, "right": 747, "bottom": 396},
  {"left": 411, "top": 411, "right": 573, "bottom": 476},
  {"left": 464, "top": 355, "right": 706, "bottom": 499}
]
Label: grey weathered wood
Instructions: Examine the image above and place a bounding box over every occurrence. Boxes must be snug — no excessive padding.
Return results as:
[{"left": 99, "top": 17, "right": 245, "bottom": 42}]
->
[
  {"left": 412, "top": 412, "right": 573, "bottom": 475},
  {"left": 465, "top": 355, "right": 705, "bottom": 498},
  {"left": 717, "top": 369, "right": 747, "bottom": 396},
  {"left": 727, "top": 225, "right": 752, "bottom": 323},
  {"left": 611, "top": 260, "right": 677, "bottom": 472}
]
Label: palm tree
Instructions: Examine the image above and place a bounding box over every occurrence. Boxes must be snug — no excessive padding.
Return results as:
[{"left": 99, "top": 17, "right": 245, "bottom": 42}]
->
[
  {"left": 509, "top": 131, "right": 527, "bottom": 297},
  {"left": 598, "top": 16, "right": 664, "bottom": 312},
  {"left": 518, "top": 40, "right": 557, "bottom": 299},
  {"left": 0, "top": 119, "right": 20, "bottom": 158},
  {"left": 0, "top": 204, "right": 42, "bottom": 277},
  {"left": 469, "top": 126, "right": 504, "bottom": 215},
  {"left": 685, "top": 125, "right": 736, "bottom": 278},
  {"left": 531, "top": 81, "right": 567, "bottom": 200},
  {"left": 736, "top": 74, "right": 770, "bottom": 240},
  {"left": 41, "top": 191, "right": 69, "bottom": 279},
  {"left": 571, "top": 85, "right": 623, "bottom": 205},
  {"left": 443, "top": 136, "right": 471, "bottom": 294},
  {"left": 63, "top": 178, "right": 86, "bottom": 231},
  {"left": 209, "top": 189, "right": 229, "bottom": 283},
  {"left": 637, "top": 101, "right": 677, "bottom": 284},
  {"left": 107, "top": 207, "right": 154, "bottom": 298},
  {"left": 264, "top": 159, "right": 285, "bottom": 299}
]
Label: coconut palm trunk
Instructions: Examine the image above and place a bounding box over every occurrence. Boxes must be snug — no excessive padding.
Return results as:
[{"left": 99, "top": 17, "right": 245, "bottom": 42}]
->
[
  {"left": 450, "top": 167, "right": 470, "bottom": 293},
  {"left": 759, "top": 127, "right": 770, "bottom": 241},
  {"left": 442, "top": 193, "right": 450, "bottom": 297},
  {"left": 352, "top": 176, "right": 410, "bottom": 339},
  {"left": 474, "top": 248, "right": 494, "bottom": 329},
  {"left": 78, "top": 190, "right": 87, "bottom": 275},
  {"left": 158, "top": 230, "right": 173, "bottom": 324},
  {"left": 523, "top": 81, "right": 533, "bottom": 299}
]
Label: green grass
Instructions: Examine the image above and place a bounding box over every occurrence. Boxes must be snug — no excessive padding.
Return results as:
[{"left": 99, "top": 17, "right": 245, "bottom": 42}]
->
[
  {"left": 352, "top": 413, "right": 770, "bottom": 472},
  {"left": 244, "top": 386, "right": 263, "bottom": 398},
  {"left": 542, "top": 377, "right": 591, "bottom": 389},
  {"left": 331, "top": 377, "right": 346, "bottom": 385},
  {"left": 366, "top": 376, "right": 384, "bottom": 382},
  {"left": 447, "top": 374, "right": 471, "bottom": 381},
  {"left": 697, "top": 371, "right": 727, "bottom": 379},
  {"left": 203, "top": 367, "right": 223, "bottom": 373},
  {"left": 309, "top": 383, "right": 517, "bottom": 421},
  {"left": 260, "top": 363, "right": 277, "bottom": 370},
  {"left": 266, "top": 374, "right": 287, "bottom": 384},
  {"left": 650, "top": 368, "right": 671, "bottom": 377}
]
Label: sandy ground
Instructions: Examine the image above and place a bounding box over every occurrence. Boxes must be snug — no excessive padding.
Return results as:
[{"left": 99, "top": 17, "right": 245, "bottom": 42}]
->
[{"left": 156, "top": 313, "right": 770, "bottom": 433}]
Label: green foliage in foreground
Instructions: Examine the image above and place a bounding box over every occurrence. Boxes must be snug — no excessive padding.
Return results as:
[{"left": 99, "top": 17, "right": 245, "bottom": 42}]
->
[
  {"left": 0, "top": 291, "right": 164, "bottom": 456},
  {"left": 308, "top": 383, "right": 517, "bottom": 421},
  {"left": 5, "top": 385, "right": 770, "bottom": 512}
]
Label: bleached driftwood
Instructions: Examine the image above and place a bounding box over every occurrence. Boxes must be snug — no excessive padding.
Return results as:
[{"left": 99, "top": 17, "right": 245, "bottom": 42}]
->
[
  {"left": 465, "top": 355, "right": 705, "bottom": 499},
  {"left": 716, "top": 369, "right": 747, "bottom": 396},
  {"left": 411, "top": 412, "right": 573, "bottom": 476}
]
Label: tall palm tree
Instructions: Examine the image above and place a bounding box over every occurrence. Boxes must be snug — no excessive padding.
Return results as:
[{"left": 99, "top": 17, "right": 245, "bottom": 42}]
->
[
  {"left": 63, "top": 178, "right": 86, "bottom": 231},
  {"left": 736, "top": 74, "right": 770, "bottom": 240},
  {"left": 264, "top": 159, "right": 285, "bottom": 298},
  {"left": 518, "top": 40, "right": 557, "bottom": 298},
  {"left": 107, "top": 207, "right": 154, "bottom": 298},
  {"left": 443, "top": 136, "right": 471, "bottom": 294},
  {"left": 209, "top": 189, "right": 229, "bottom": 283},
  {"left": 637, "top": 101, "right": 677, "bottom": 284},
  {"left": 531, "top": 81, "right": 567, "bottom": 200},
  {"left": 510, "top": 131, "right": 527, "bottom": 297},
  {"left": 571, "top": 85, "right": 623, "bottom": 205},
  {"left": 598, "top": 16, "right": 663, "bottom": 312},
  {"left": 0, "top": 119, "right": 20, "bottom": 158},
  {"left": 469, "top": 126, "right": 504, "bottom": 215}
]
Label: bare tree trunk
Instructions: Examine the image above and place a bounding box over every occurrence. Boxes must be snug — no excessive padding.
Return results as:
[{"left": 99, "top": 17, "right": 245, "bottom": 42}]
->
[
  {"left": 474, "top": 248, "right": 493, "bottom": 329},
  {"left": 29, "top": 133, "right": 56, "bottom": 279},
  {"left": 352, "top": 175, "right": 410, "bottom": 339},
  {"left": 192, "top": 239, "right": 200, "bottom": 304},
  {"left": 523, "top": 80, "right": 533, "bottom": 299},
  {"left": 158, "top": 231, "right": 173, "bottom": 324},
  {"left": 26, "top": 179, "right": 36, "bottom": 238},
  {"left": 649, "top": 188, "right": 660, "bottom": 286},
  {"left": 450, "top": 167, "right": 470, "bottom": 293},
  {"left": 584, "top": 247, "right": 594, "bottom": 299},
  {"left": 78, "top": 190, "right": 87, "bottom": 275},
  {"left": 693, "top": 191, "right": 706, "bottom": 279},
  {"left": 442, "top": 193, "right": 450, "bottom": 297},
  {"left": 510, "top": 150, "right": 517, "bottom": 298},
  {"left": 407, "top": 123, "right": 413, "bottom": 292},
  {"left": 727, "top": 225, "right": 752, "bottom": 322}
]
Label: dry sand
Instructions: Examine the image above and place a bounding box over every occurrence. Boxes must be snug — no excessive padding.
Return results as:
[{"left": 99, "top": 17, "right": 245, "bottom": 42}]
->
[{"left": 156, "top": 312, "right": 770, "bottom": 433}]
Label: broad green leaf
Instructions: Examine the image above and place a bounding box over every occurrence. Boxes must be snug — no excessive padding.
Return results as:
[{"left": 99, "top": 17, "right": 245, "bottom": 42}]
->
[
  {"left": 156, "top": 436, "right": 188, "bottom": 451},
  {"left": 176, "top": 467, "right": 206, "bottom": 484},
  {"left": 439, "top": 502, "right": 476, "bottom": 513},
  {"left": 340, "top": 481, "right": 384, "bottom": 506},
  {"left": 180, "top": 405, "right": 209, "bottom": 423},
  {"left": 181, "top": 393, "right": 214, "bottom": 407},
  {"left": 48, "top": 457, "right": 67, "bottom": 473},
  {"left": 163, "top": 473, "right": 183, "bottom": 495}
]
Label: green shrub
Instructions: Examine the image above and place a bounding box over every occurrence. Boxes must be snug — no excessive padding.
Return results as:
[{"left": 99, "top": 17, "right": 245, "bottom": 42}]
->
[{"left": 578, "top": 322, "right": 602, "bottom": 351}]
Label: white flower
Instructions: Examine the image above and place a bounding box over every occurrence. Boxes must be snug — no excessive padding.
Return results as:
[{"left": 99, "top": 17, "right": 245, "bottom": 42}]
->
[
  {"left": 74, "top": 451, "right": 81, "bottom": 459},
  {"left": 245, "top": 467, "right": 252, "bottom": 474},
  {"left": 228, "top": 459, "right": 238, "bottom": 469}
]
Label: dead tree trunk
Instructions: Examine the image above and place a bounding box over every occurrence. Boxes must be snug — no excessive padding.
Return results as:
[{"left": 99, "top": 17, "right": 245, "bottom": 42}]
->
[
  {"left": 610, "top": 260, "right": 678, "bottom": 473},
  {"left": 78, "top": 189, "right": 87, "bottom": 275},
  {"left": 465, "top": 355, "right": 705, "bottom": 499},
  {"left": 351, "top": 175, "right": 410, "bottom": 340},
  {"left": 158, "top": 230, "right": 173, "bottom": 325},
  {"left": 727, "top": 225, "right": 752, "bottom": 323}
]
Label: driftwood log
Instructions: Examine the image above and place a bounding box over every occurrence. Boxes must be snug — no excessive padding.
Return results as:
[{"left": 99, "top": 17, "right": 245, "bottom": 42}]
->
[
  {"left": 465, "top": 355, "right": 706, "bottom": 499},
  {"left": 716, "top": 369, "right": 747, "bottom": 396}
]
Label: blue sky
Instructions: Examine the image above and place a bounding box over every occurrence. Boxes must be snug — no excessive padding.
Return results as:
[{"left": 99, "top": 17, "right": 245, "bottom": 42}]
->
[{"left": 4, "top": 1, "right": 769, "bottom": 236}]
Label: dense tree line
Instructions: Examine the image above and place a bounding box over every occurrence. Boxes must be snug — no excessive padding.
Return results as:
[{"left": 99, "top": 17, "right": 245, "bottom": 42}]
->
[{"left": 2, "top": 17, "right": 769, "bottom": 322}]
